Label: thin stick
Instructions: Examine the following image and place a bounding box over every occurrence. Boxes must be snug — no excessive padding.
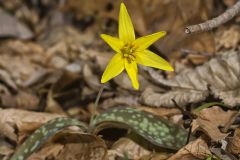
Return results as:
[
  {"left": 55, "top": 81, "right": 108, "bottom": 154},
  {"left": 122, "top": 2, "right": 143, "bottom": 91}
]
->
[
  {"left": 186, "top": 125, "right": 192, "bottom": 144},
  {"left": 171, "top": 99, "right": 185, "bottom": 112},
  {"left": 89, "top": 84, "right": 105, "bottom": 129},
  {"left": 185, "top": 0, "right": 240, "bottom": 34}
]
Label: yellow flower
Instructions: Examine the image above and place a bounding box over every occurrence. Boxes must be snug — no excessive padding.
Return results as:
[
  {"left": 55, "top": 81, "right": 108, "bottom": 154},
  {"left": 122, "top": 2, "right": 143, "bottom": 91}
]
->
[{"left": 101, "top": 3, "right": 173, "bottom": 90}]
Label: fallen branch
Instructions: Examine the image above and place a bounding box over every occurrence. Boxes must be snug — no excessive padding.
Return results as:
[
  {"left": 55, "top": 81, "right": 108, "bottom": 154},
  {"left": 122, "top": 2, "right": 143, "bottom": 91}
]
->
[{"left": 185, "top": 0, "right": 240, "bottom": 34}]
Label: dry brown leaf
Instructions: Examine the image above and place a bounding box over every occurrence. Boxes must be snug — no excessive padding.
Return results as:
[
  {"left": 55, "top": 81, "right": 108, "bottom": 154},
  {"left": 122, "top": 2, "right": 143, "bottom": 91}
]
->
[
  {"left": 38, "top": 25, "right": 94, "bottom": 63},
  {"left": 100, "top": 96, "right": 140, "bottom": 110},
  {"left": 57, "top": 142, "right": 106, "bottom": 160},
  {"left": 0, "top": 9, "right": 33, "bottom": 39},
  {"left": 29, "top": 131, "right": 107, "bottom": 160},
  {"left": 140, "top": 153, "right": 170, "bottom": 160},
  {"left": 28, "top": 144, "right": 63, "bottom": 160},
  {"left": 142, "top": 87, "right": 208, "bottom": 108},
  {"left": 0, "top": 137, "right": 14, "bottom": 159},
  {"left": 210, "top": 147, "right": 234, "bottom": 160},
  {"left": 45, "top": 90, "right": 66, "bottom": 115},
  {"left": 0, "top": 108, "right": 63, "bottom": 142},
  {"left": 0, "top": 40, "right": 46, "bottom": 85},
  {"left": 168, "top": 138, "right": 211, "bottom": 160},
  {"left": 0, "top": 68, "right": 39, "bottom": 110},
  {"left": 0, "top": 69, "right": 17, "bottom": 91},
  {"left": 226, "top": 128, "right": 240, "bottom": 155},
  {"left": 31, "top": 69, "right": 83, "bottom": 112},
  {"left": 143, "top": 0, "right": 215, "bottom": 55},
  {"left": 215, "top": 25, "right": 240, "bottom": 51},
  {"left": 192, "top": 106, "right": 238, "bottom": 141},
  {"left": 83, "top": 64, "right": 101, "bottom": 91},
  {"left": 0, "top": 91, "right": 39, "bottom": 110},
  {"left": 142, "top": 51, "right": 240, "bottom": 107},
  {"left": 137, "top": 106, "right": 181, "bottom": 118},
  {"left": 107, "top": 137, "right": 151, "bottom": 160},
  {"left": 64, "top": 0, "right": 147, "bottom": 34}
]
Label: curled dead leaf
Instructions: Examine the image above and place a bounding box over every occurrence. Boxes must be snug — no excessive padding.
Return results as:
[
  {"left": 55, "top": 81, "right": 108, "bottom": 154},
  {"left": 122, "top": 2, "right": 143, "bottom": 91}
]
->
[
  {"left": 168, "top": 138, "right": 211, "bottom": 160},
  {"left": 192, "top": 106, "right": 238, "bottom": 141}
]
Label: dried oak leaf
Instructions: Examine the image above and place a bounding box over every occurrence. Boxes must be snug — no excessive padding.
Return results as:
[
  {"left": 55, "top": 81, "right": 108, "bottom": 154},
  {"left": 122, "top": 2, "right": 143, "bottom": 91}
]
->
[
  {"left": 226, "top": 128, "right": 240, "bottom": 155},
  {"left": 142, "top": 51, "right": 240, "bottom": 107},
  {"left": 168, "top": 138, "right": 211, "bottom": 160},
  {"left": 192, "top": 106, "right": 238, "bottom": 141},
  {"left": 0, "top": 108, "right": 63, "bottom": 142}
]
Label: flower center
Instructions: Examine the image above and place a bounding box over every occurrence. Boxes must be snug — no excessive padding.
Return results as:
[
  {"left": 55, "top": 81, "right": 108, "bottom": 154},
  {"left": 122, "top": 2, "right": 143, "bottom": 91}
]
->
[{"left": 121, "top": 44, "right": 135, "bottom": 63}]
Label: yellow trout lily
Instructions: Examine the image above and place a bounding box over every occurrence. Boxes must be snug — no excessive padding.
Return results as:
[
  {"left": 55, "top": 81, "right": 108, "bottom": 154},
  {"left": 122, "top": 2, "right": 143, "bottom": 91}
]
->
[{"left": 101, "top": 3, "right": 174, "bottom": 90}]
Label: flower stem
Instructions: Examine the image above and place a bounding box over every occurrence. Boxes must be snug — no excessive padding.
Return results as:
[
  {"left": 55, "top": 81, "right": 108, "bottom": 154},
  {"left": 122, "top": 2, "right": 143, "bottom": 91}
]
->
[{"left": 89, "top": 83, "right": 105, "bottom": 130}]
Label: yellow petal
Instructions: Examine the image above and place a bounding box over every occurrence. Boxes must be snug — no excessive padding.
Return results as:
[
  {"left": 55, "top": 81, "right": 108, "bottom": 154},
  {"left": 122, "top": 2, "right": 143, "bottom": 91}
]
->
[
  {"left": 125, "top": 60, "right": 139, "bottom": 90},
  {"left": 119, "top": 3, "right": 135, "bottom": 43},
  {"left": 101, "top": 34, "right": 124, "bottom": 53},
  {"left": 101, "top": 53, "right": 124, "bottom": 83},
  {"left": 136, "top": 50, "right": 174, "bottom": 71},
  {"left": 133, "top": 31, "right": 166, "bottom": 51}
]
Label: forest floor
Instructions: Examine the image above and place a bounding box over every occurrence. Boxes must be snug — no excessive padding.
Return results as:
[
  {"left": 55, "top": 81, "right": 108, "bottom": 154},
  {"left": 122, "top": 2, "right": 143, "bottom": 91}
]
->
[{"left": 0, "top": 0, "right": 239, "bottom": 160}]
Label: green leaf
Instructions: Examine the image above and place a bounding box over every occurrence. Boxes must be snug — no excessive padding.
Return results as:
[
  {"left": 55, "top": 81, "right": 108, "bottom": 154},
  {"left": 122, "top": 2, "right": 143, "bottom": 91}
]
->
[
  {"left": 193, "top": 102, "right": 232, "bottom": 114},
  {"left": 10, "top": 117, "right": 88, "bottom": 160},
  {"left": 92, "top": 107, "right": 188, "bottom": 150}
]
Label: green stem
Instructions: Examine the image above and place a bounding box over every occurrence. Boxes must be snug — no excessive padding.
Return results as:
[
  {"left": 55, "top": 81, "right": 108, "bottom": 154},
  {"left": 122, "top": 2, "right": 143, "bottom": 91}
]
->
[{"left": 89, "top": 84, "right": 105, "bottom": 131}]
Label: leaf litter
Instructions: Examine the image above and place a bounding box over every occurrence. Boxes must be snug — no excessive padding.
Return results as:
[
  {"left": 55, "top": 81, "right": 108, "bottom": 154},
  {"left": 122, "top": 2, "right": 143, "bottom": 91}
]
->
[
  {"left": 0, "top": 0, "right": 239, "bottom": 160},
  {"left": 142, "top": 50, "right": 240, "bottom": 107}
]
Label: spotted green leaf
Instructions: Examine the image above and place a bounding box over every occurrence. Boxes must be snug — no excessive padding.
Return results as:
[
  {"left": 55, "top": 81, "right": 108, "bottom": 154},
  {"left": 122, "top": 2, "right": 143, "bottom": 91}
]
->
[
  {"left": 10, "top": 117, "right": 88, "bottom": 160},
  {"left": 92, "top": 107, "right": 188, "bottom": 150}
]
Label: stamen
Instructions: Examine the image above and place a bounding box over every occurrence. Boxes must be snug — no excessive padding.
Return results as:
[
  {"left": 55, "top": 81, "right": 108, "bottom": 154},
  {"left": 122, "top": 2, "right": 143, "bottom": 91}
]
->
[{"left": 121, "top": 44, "right": 135, "bottom": 63}]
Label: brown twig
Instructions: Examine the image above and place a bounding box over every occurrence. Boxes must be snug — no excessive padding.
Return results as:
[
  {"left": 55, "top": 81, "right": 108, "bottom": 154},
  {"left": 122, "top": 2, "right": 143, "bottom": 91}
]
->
[
  {"left": 171, "top": 99, "right": 195, "bottom": 144},
  {"left": 186, "top": 125, "right": 192, "bottom": 145},
  {"left": 185, "top": 0, "right": 240, "bottom": 34}
]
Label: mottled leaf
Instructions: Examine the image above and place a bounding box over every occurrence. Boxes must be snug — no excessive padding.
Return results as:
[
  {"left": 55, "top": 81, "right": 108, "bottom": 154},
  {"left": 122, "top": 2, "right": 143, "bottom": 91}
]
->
[
  {"left": 143, "top": 51, "right": 240, "bottom": 107},
  {"left": 10, "top": 117, "right": 88, "bottom": 160},
  {"left": 92, "top": 107, "right": 188, "bottom": 150}
]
